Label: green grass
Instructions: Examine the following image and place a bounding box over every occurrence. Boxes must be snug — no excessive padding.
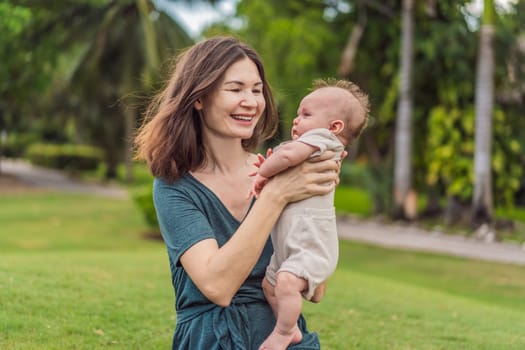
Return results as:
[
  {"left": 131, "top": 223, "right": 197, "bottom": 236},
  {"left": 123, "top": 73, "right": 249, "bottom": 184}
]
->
[
  {"left": 307, "top": 259, "right": 525, "bottom": 349},
  {"left": 304, "top": 241, "right": 525, "bottom": 349},
  {"left": 1, "top": 192, "right": 525, "bottom": 349},
  {"left": 0, "top": 193, "right": 157, "bottom": 252},
  {"left": 1, "top": 250, "right": 174, "bottom": 349},
  {"left": 79, "top": 162, "right": 154, "bottom": 194}
]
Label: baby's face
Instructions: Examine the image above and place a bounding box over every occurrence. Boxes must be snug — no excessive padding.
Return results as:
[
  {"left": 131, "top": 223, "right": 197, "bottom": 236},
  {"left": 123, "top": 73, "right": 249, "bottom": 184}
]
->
[{"left": 291, "top": 87, "right": 346, "bottom": 140}]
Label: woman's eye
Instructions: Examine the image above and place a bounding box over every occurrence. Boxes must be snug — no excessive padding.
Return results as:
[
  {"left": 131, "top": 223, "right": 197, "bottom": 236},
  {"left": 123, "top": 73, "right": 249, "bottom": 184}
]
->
[{"left": 253, "top": 89, "right": 262, "bottom": 94}]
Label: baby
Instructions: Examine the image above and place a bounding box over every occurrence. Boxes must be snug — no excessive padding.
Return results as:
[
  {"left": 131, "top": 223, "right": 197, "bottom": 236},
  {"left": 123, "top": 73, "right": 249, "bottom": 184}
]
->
[{"left": 251, "top": 78, "right": 370, "bottom": 350}]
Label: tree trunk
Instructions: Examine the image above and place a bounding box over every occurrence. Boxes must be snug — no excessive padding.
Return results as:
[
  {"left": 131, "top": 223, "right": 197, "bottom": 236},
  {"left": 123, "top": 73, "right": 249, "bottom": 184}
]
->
[
  {"left": 472, "top": 0, "right": 495, "bottom": 227},
  {"left": 338, "top": 2, "right": 367, "bottom": 77},
  {"left": 105, "top": 157, "right": 119, "bottom": 179},
  {"left": 445, "top": 196, "right": 471, "bottom": 226},
  {"left": 393, "top": 0, "right": 415, "bottom": 220},
  {"left": 137, "top": 0, "right": 160, "bottom": 86}
]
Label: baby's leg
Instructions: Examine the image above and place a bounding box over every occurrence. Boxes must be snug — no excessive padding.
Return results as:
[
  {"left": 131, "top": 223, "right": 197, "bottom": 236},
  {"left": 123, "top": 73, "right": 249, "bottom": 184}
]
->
[{"left": 259, "top": 271, "right": 307, "bottom": 350}]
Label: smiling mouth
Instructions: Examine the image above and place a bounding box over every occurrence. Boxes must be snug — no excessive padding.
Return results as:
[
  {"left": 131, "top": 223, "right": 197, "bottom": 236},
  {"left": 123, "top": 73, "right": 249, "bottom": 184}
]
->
[{"left": 231, "top": 114, "right": 255, "bottom": 121}]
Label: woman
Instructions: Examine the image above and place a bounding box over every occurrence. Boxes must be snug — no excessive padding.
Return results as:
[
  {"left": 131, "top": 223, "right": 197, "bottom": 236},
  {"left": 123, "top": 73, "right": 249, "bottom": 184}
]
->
[{"left": 134, "top": 36, "right": 340, "bottom": 350}]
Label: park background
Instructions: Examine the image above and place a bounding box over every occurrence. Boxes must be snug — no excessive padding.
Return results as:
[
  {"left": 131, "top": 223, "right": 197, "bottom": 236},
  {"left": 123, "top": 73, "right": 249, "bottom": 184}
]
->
[{"left": 1, "top": 0, "right": 525, "bottom": 349}]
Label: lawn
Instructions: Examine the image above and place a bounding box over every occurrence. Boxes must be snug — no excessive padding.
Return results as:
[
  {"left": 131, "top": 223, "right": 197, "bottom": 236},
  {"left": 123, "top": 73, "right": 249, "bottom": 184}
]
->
[{"left": 1, "top": 192, "right": 525, "bottom": 349}]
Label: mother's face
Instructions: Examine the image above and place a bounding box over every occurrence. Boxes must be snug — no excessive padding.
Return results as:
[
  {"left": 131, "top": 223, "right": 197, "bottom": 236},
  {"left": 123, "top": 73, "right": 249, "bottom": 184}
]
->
[{"left": 194, "top": 57, "right": 266, "bottom": 142}]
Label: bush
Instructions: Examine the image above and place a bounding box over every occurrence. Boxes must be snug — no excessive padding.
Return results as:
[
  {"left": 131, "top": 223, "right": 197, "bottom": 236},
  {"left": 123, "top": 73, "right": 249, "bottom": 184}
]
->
[
  {"left": 26, "top": 143, "right": 103, "bottom": 171},
  {"left": 340, "top": 161, "right": 368, "bottom": 187},
  {"left": 426, "top": 107, "right": 522, "bottom": 209},
  {"left": 133, "top": 188, "right": 159, "bottom": 229},
  {"left": 1, "top": 132, "right": 39, "bottom": 158}
]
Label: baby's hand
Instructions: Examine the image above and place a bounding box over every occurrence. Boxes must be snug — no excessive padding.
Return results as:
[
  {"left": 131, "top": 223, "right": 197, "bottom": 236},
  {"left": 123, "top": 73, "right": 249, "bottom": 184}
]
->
[
  {"left": 247, "top": 174, "right": 269, "bottom": 199},
  {"left": 254, "top": 150, "right": 267, "bottom": 167},
  {"left": 249, "top": 149, "right": 272, "bottom": 176},
  {"left": 247, "top": 149, "right": 273, "bottom": 199},
  {"left": 253, "top": 148, "right": 272, "bottom": 168}
]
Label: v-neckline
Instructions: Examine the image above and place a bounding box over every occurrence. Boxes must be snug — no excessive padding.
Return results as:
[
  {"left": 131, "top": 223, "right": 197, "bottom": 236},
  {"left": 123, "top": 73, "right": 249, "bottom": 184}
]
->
[{"left": 187, "top": 173, "right": 255, "bottom": 224}]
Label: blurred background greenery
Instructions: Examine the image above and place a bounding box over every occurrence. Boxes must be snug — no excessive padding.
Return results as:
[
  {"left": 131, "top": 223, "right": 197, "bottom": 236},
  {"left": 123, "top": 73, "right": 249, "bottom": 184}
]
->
[
  {"left": 2, "top": 1, "right": 525, "bottom": 349},
  {"left": 1, "top": 0, "right": 524, "bottom": 239}
]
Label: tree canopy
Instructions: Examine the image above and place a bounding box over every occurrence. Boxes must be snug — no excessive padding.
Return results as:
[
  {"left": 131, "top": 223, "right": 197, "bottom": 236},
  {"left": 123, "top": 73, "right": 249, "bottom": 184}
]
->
[{"left": 2, "top": 0, "right": 524, "bottom": 217}]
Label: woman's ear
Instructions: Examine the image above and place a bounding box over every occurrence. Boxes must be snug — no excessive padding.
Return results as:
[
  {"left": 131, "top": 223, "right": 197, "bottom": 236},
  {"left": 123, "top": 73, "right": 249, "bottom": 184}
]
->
[
  {"left": 329, "top": 120, "right": 344, "bottom": 135},
  {"left": 194, "top": 99, "right": 203, "bottom": 110}
]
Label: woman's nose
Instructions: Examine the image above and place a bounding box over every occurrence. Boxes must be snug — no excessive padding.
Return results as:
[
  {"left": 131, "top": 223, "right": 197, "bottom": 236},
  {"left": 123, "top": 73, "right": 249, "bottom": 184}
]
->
[{"left": 241, "top": 92, "right": 257, "bottom": 107}]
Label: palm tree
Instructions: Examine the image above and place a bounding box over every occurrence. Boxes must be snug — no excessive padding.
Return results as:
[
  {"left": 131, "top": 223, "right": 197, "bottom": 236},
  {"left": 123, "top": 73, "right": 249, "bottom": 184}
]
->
[
  {"left": 338, "top": 1, "right": 367, "bottom": 77},
  {"left": 472, "top": 0, "right": 495, "bottom": 226},
  {"left": 338, "top": 0, "right": 396, "bottom": 77},
  {"left": 59, "top": 0, "right": 193, "bottom": 180},
  {"left": 12, "top": 0, "right": 192, "bottom": 180},
  {"left": 393, "top": 0, "right": 415, "bottom": 220}
]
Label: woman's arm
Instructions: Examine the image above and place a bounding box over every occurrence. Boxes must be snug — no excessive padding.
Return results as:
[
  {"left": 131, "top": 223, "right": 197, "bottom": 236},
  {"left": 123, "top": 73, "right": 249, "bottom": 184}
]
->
[
  {"left": 180, "top": 154, "right": 340, "bottom": 307},
  {"left": 180, "top": 186, "right": 286, "bottom": 307}
]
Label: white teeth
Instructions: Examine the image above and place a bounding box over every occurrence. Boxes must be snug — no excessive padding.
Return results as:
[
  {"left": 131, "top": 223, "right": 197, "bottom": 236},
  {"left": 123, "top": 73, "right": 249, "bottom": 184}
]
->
[{"left": 232, "top": 115, "right": 253, "bottom": 121}]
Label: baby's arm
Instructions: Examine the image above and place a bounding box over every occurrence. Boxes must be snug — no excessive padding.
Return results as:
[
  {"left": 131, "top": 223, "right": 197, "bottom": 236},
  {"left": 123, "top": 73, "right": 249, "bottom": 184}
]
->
[
  {"left": 258, "top": 142, "right": 318, "bottom": 178},
  {"left": 250, "top": 141, "right": 318, "bottom": 198}
]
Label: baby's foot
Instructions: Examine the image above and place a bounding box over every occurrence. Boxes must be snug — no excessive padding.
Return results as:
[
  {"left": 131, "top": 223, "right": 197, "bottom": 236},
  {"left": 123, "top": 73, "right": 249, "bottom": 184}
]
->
[{"left": 258, "top": 326, "right": 302, "bottom": 350}]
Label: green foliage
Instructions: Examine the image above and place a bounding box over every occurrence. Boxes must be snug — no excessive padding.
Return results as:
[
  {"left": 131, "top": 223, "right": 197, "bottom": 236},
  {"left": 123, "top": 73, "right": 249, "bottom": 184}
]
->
[
  {"left": 26, "top": 143, "right": 103, "bottom": 171},
  {"left": 132, "top": 187, "right": 158, "bottom": 229},
  {"left": 2, "top": 0, "right": 525, "bottom": 213},
  {"left": 0, "top": 2, "right": 31, "bottom": 34},
  {"left": 0, "top": 132, "right": 39, "bottom": 158},
  {"left": 0, "top": 0, "right": 193, "bottom": 179},
  {"left": 233, "top": 0, "right": 343, "bottom": 141},
  {"left": 338, "top": 162, "right": 391, "bottom": 215},
  {"left": 0, "top": 2, "right": 32, "bottom": 93},
  {"left": 334, "top": 185, "right": 372, "bottom": 217},
  {"left": 223, "top": 0, "right": 525, "bottom": 214},
  {"left": 426, "top": 106, "right": 522, "bottom": 207}
]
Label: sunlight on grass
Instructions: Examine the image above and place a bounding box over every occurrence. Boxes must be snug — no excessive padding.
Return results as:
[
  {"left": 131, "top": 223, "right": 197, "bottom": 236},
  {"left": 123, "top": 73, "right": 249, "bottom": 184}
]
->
[
  {"left": 2, "top": 192, "right": 525, "bottom": 349},
  {"left": 0, "top": 193, "right": 155, "bottom": 252},
  {"left": 306, "top": 268, "right": 525, "bottom": 349},
  {"left": 1, "top": 250, "right": 173, "bottom": 349}
]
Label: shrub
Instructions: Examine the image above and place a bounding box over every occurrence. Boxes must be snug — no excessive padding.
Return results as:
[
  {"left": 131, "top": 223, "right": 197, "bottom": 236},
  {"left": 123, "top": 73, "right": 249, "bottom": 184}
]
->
[
  {"left": 133, "top": 188, "right": 159, "bottom": 229},
  {"left": 426, "top": 107, "right": 522, "bottom": 209},
  {"left": 26, "top": 143, "right": 103, "bottom": 171},
  {"left": 1, "top": 132, "right": 39, "bottom": 158}
]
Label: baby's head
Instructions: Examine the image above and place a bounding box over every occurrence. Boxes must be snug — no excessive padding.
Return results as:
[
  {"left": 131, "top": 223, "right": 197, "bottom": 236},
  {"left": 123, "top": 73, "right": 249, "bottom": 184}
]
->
[{"left": 293, "top": 78, "right": 370, "bottom": 145}]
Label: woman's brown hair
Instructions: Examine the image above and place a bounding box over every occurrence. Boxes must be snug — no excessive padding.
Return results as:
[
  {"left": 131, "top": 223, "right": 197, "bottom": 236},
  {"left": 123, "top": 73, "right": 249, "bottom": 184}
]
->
[{"left": 134, "top": 36, "right": 278, "bottom": 183}]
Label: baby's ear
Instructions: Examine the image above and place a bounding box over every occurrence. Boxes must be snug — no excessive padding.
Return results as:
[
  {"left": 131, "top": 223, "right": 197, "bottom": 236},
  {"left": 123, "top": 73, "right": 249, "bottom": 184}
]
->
[{"left": 329, "top": 120, "right": 345, "bottom": 135}]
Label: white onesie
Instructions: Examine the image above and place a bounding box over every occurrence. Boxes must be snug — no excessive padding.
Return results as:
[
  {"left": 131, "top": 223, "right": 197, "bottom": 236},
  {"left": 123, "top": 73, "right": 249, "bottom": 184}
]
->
[{"left": 265, "top": 128, "right": 344, "bottom": 300}]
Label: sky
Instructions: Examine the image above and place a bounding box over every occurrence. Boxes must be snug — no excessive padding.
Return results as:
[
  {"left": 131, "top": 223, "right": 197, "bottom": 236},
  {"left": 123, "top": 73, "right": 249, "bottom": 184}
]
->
[
  {"left": 154, "top": 0, "right": 238, "bottom": 38},
  {"left": 155, "top": 0, "right": 519, "bottom": 39}
]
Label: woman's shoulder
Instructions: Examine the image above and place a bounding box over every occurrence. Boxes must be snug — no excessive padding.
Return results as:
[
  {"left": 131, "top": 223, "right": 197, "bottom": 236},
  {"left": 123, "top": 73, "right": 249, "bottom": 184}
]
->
[
  {"left": 153, "top": 173, "right": 194, "bottom": 188},
  {"left": 153, "top": 174, "right": 199, "bottom": 198}
]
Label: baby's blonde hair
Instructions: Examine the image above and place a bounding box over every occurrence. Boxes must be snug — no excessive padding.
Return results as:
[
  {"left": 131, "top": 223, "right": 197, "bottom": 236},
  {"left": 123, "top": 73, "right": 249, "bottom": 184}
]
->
[{"left": 312, "top": 78, "right": 370, "bottom": 143}]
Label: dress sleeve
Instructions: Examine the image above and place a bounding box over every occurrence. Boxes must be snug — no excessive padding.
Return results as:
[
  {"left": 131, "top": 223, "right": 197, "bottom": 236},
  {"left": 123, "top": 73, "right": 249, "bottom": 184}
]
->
[{"left": 153, "top": 178, "right": 216, "bottom": 265}]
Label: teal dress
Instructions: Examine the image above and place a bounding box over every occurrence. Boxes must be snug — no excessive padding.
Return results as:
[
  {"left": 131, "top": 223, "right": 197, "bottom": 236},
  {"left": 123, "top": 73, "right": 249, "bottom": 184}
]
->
[{"left": 153, "top": 174, "right": 321, "bottom": 350}]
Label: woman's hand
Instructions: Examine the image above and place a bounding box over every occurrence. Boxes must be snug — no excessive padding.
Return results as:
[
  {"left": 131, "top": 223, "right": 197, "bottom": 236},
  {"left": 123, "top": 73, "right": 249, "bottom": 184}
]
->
[
  {"left": 309, "top": 150, "right": 348, "bottom": 186},
  {"left": 262, "top": 150, "right": 340, "bottom": 205}
]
